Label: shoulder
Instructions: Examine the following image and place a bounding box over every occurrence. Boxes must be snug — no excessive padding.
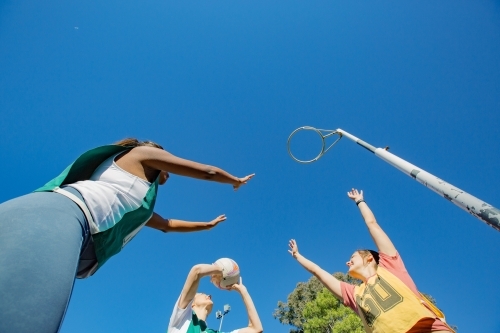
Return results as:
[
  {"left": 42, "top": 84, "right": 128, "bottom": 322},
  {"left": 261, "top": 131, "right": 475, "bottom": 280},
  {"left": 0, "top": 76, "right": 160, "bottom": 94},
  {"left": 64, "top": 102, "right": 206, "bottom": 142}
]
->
[
  {"left": 168, "top": 295, "right": 194, "bottom": 331},
  {"left": 378, "top": 251, "right": 407, "bottom": 270},
  {"left": 340, "top": 281, "right": 359, "bottom": 312},
  {"left": 129, "top": 145, "right": 165, "bottom": 156}
]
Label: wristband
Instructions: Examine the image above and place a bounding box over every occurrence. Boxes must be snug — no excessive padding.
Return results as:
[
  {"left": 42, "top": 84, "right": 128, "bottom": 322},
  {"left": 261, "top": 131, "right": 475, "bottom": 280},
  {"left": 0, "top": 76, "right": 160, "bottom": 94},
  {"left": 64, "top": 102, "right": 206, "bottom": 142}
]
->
[{"left": 355, "top": 200, "right": 365, "bottom": 206}]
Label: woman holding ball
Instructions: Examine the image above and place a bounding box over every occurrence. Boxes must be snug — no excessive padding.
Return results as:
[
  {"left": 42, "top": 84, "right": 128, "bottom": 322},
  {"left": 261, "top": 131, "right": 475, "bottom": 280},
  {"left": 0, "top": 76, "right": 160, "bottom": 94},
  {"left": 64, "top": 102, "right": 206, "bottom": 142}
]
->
[
  {"left": 167, "top": 260, "right": 263, "bottom": 333},
  {"left": 288, "top": 188, "right": 454, "bottom": 333},
  {"left": 0, "top": 138, "right": 253, "bottom": 333}
]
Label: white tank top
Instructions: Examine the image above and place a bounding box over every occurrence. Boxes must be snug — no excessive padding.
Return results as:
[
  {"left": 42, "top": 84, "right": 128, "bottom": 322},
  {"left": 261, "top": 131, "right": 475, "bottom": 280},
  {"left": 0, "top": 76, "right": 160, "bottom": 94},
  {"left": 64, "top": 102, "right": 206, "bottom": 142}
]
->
[{"left": 67, "top": 152, "right": 151, "bottom": 232}]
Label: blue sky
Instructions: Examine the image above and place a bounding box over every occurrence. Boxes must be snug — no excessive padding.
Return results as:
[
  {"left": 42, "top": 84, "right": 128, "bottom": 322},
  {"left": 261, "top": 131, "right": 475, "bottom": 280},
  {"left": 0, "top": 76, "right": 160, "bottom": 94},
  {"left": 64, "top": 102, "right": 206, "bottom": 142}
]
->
[{"left": 1, "top": 1, "right": 500, "bottom": 332}]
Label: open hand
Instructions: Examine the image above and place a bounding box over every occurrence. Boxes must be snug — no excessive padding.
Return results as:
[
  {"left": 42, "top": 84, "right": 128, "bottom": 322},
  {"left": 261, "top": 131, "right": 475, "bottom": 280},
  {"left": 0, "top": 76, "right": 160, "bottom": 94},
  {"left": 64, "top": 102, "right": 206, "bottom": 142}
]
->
[
  {"left": 288, "top": 239, "right": 299, "bottom": 258},
  {"left": 206, "top": 215, "right": 227, "bottom": 229},
  {"left": 347, "top": 188, "right": 363, "bottom": 202},
  {"left": 233, "top": 174, "right": 255, "bottom": 191}
]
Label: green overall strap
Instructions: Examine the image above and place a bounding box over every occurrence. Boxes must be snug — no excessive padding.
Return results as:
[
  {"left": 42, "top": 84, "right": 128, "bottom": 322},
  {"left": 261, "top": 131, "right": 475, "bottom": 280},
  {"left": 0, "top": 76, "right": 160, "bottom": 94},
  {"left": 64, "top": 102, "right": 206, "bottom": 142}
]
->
[{"left": 35, "top": 145, "right": 131, "bottom": 192}]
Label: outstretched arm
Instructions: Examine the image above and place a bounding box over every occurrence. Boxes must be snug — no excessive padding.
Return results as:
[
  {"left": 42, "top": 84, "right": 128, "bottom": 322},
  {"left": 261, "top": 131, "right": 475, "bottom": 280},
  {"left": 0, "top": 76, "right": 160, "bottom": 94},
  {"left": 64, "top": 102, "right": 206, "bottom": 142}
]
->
[
  {"left": 134, "top": 146, "right": 254, "bottom": 190},
  {"left": 288, "top": 239, "right": 343, "bottom": 301},
  {"left": 230, "top": 278, "right": 263, "bottom": 333},
  {"left": 347, "top": 189, "right": 397, "bottom": 256},
  {"left": 146, "top": 213, "right": 226, "bottom": 233},
  {"left": 178, "top": 264, "right": 223, "bottom": 309}
]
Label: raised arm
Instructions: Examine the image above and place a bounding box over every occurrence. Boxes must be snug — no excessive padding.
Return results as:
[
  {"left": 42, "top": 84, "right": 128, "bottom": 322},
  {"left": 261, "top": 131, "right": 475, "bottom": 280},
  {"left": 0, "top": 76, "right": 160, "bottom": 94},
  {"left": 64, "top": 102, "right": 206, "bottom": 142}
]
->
[
  {"left": 229, "top": 278, "right": 263, "bottom": 333},
  {"left": 146, "top": 213, "right": 226, "bottom": 233},
  {"left": 347, "top": 189, "right": 397, "bottom": 256},
  {"left": 288, "top": 239, "right": 343, "bottom": 301},
  {"left": 178, "top": 264, "right": 223, "bottom": 309},
  {"left": 132, "top": 146, "right": 254, "bottom": 190}
]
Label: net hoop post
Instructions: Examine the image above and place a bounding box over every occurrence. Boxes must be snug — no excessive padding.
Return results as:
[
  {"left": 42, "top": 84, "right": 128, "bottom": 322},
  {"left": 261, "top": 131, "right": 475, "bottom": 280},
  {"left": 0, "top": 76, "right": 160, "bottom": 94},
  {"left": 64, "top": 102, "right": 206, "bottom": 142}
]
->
[{"left": 287, "top": 126, "right": 342, "bottom": 163}]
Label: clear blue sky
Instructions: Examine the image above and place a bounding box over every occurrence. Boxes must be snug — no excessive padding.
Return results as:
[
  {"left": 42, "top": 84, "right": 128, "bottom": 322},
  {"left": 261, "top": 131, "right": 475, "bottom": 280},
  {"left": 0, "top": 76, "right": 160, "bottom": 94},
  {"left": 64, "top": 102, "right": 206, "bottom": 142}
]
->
[{"left": 1, "top": 1, "right": 499, "bottom": 332}]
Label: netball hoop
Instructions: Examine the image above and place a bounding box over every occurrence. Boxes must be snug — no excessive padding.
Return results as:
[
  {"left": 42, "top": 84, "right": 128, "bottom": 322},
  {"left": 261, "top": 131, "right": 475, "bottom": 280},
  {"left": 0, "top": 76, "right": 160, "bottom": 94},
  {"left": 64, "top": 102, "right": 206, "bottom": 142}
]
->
[
  {"left": 286, "top": 125, "right": 500, "bottom": 232},
  {"left": 287, "top": 126, "right": 342, "bottom": 163}
]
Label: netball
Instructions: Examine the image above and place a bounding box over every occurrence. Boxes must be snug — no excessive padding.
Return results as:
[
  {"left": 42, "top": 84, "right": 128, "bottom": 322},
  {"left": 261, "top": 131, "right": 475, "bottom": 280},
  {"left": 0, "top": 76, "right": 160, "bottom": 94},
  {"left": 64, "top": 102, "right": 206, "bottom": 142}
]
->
[{"left": 214, "top": 258, "right": 240, "bottom": 289}]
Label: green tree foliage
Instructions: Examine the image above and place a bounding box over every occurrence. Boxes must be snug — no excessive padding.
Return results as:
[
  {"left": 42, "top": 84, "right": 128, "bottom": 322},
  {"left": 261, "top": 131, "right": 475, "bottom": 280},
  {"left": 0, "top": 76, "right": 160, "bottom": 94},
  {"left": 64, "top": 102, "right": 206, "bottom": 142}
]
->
[
  {"left": 302, "top": 287, "right": 363, "bottom": 333},
  {"left": 273, "top": 275, "right": 324, "bottom": 333},
  {"left": 274, "top": 272, "right": 362, "bottom": 333}
]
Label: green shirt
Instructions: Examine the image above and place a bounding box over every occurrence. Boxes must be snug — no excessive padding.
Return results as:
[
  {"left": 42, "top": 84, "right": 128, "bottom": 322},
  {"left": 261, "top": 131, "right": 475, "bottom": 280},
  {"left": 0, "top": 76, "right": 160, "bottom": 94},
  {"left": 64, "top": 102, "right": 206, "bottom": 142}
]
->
[
  {"left": 185, "top": 312, "right": 217, "bottom": 333},
  {"left": 167, "top": 298, "right": 239, "bottom": 333}
]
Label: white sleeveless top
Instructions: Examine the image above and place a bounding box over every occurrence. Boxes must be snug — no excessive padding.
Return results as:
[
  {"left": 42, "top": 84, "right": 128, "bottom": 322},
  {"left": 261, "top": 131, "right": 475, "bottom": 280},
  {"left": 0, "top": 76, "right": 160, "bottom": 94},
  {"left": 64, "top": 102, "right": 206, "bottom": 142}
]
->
[{"left": 67, "top": 152, "right": 151, "bottom": 233}]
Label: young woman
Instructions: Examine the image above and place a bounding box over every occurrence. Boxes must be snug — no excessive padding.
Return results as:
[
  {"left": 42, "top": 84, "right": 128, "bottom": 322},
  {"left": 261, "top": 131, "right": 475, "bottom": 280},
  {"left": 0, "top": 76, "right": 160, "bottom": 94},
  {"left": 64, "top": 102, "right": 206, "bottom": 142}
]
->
[
  {"left": 288, "top": 188, "right": 454, "bottom": 333},
  {"left": 0, "top": 138, "right": 254, "bottom": 333},
  {"left": 167, "top": 262, "right": 263, "bottom": 333}
]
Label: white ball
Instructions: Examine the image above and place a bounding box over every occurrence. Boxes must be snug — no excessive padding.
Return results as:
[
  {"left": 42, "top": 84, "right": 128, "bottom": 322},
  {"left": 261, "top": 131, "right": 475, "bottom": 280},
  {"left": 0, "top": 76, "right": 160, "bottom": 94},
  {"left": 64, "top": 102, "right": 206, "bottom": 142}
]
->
[{"left": 214, "top": 258, "right": 240, "bottom": 289}]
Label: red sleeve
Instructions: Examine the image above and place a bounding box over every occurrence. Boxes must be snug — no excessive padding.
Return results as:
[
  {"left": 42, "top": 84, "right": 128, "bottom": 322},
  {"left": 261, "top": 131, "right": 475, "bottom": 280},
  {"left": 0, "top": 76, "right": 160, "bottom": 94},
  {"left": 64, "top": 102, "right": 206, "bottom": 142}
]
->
[
  {"left": 379, "top": 252, "right": 419, "bottom": 296},
  {"left": 378, "top": 251, "right": 408, "bottom": 272},
  {"left": 340, "top": 281, "right": 358, "bottom": 312}
]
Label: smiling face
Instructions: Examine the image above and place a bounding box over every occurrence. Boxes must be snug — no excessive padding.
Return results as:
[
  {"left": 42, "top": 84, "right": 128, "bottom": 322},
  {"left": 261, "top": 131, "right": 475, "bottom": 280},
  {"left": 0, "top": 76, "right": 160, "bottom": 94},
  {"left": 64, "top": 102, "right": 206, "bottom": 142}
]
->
[
  {"left": 346, "top": 251, "right": 365, "bottom": 279},
  {"left": 192, "top": 293, "right": 213, "bottom": 314}
]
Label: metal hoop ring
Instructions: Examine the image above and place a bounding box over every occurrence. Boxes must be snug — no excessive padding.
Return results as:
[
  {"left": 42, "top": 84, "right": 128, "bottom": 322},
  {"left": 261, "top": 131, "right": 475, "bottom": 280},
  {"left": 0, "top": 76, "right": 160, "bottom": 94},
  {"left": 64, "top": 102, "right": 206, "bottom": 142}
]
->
[{"left": 287, "top": 126, "right": 342, "bottom": 163}]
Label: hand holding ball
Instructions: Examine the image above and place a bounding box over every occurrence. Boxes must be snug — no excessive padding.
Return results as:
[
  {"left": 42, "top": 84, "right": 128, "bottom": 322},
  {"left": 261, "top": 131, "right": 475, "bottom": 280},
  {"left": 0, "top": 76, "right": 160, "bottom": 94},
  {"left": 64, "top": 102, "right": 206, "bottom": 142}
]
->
[{"left": 213, "top": 258, "right": 240, "bottom": 289}]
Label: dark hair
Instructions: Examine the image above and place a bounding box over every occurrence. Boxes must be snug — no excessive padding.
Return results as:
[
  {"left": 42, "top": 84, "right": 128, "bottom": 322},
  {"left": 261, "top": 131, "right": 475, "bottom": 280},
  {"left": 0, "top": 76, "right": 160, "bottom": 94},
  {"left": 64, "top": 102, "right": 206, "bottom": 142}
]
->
[
  {"left": 357, "top": 249, "right": 380, "bottom": 265},
  {"left": 114, "top": 138, "right": 164, "bottom": 150}
]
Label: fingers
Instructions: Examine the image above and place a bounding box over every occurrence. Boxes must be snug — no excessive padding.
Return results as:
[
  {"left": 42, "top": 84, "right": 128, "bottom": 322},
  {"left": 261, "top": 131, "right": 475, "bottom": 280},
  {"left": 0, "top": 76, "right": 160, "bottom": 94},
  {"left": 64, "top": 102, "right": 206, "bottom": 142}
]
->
[
  {"left": 347, "top": 188, "right": 363, "bottom": 198},
  {"left": 229, "top": 277, "right": 244, "bottom": 292},
  {"left": 233, "top": 174, "right": 255, "bottom": 191},
  {"left": 288, "top": 239, "right": 298, "bottom": 256},
  {"left": 209, "top": 215, "right": 227, "bottom": 226},
  {"left": 244, "top": 173, "right": 255, "bottom": 181},
  {"left": 239, "top": 174, "right": 256, "bottom": 184}
]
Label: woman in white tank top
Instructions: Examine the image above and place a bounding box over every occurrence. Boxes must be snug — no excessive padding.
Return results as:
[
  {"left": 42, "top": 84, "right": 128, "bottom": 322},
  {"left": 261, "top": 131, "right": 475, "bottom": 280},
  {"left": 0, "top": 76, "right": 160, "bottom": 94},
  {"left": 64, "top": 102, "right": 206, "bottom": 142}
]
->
[{"left": 0, "top": 137, "right": 254, "bottom": 333}]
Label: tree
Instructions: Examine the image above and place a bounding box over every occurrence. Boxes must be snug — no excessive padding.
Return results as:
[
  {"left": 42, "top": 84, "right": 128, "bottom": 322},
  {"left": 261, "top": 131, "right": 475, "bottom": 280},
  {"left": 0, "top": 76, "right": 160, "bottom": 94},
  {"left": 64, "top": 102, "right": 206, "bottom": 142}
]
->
[
  {"left": 302, "top": 287, "right": 363, "bottom": 333},
  {"left": 273, "top": 275, "right": 324, "bottom": 333},
  {"left": 274, "top": 272, "right": 361, "bottom": 333}
]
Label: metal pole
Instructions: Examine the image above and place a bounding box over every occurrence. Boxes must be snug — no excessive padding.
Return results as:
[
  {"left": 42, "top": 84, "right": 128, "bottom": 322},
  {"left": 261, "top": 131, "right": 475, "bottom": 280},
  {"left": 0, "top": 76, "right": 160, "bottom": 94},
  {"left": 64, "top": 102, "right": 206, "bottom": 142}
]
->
[
  {"left": 335, "top": 128, "right": 500, "bottom": 232},
  {"left": 216, "top": 304, "right": 230, "bottom": 331},
  {"left": 218, "top": 315, "right": 224, "bottom": 332}
]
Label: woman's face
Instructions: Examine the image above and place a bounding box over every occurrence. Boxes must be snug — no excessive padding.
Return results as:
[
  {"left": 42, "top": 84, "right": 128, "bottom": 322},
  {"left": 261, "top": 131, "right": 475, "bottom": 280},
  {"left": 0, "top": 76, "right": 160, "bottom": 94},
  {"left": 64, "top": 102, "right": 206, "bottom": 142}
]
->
[
  {"left": 159, "top": 171, "right": 169, "bottom": 185},
  {"left": 346, "top": 251, "right": 365, "bottom": 277},
  {"left": 193, "top": 293, "right": 213, "bottom": 313}
]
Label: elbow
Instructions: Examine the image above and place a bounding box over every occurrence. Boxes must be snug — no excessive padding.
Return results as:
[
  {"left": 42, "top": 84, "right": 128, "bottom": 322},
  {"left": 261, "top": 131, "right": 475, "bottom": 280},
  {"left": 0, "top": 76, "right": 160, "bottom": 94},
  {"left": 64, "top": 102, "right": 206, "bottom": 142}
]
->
[
  {"left": 190, "top": 265, "right": 203, "bottom": 278},
  {"left": 203, "top": 165, "right": 218, "bottom": 180}
]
